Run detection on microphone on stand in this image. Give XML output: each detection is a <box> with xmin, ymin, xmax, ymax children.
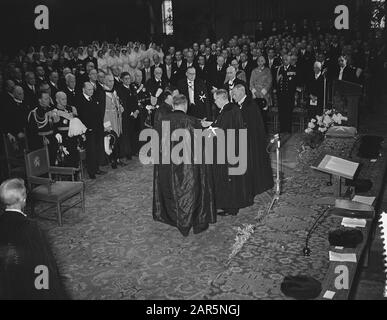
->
<box><xmin>303</xmin><ymin>206</ymin><xmax>331</xmax><ymax>256</ymax></box>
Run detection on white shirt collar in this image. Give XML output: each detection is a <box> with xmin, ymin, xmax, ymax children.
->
<box><xmin>315</xmin><ymin>72</ymin><xmax>322</xmax><ymax>79</ymax></box>
<box><xmin>5</xmin><ymin>209</ymin><xmax>27</xmax><ymax>217</ymax></box>
<box><xmin>83</xmin><ymin>93</ymin><xmax>91</xmax><ymax>101</ymax></box>
<box><xmin>229</xmin><ymin>77</ymin><xmax>236</xmax><ymax>84</ymax></box>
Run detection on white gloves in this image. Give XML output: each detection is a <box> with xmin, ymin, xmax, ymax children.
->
<box><xmin>55</xmin><ymin>133</ymin><xmax>63</xmax><ymax>144</ymax></box>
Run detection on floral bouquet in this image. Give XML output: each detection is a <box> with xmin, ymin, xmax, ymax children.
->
<box><xmin>303</xmin><ymin>109</ymin><xmax>348</xmax><ymax>148</ymax></box>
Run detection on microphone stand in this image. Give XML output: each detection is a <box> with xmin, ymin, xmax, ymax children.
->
<box><xmin>267</xmin><ymin>133</ymin><xmax>281</xmax><ymax>214</ymax></box>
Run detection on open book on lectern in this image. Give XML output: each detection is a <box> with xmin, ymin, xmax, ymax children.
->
<box><xmin>311</xmin><ymin>155</ymin><xmax>359</xmax><ymax>180</ymax></box>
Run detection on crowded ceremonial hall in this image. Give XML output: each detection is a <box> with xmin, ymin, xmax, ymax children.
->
<box><xmin>0</xmin><ymin>0</ymin><xmax>387</xmax><ymax>302</ymax></box>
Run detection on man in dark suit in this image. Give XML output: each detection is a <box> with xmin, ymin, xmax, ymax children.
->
<box><xmin>196</xmin><ymin>55</ymin><xmax>209</xmax><ymax>83</ymax></box>
<box><xmin>177</xmin><ymin>67</ymin><xmax>211</xmax><ymax>120</ymax></box>
<box><xmin>306</xmin><ymin>61</ymin><xmax>325</xmax><ymax>119</ymax></box>
<box><xmin>48</xmin><ymin>71</ymin><xmax>60</xmax><ymax>101</ymax></box>
<box><xmin>150</xmin><ymin>54</ymin><xmax>163</xmax><ymax>77</ymax></box>
<box><xmin>146</xmin><ymin>66</ymin><xmax>168</xmax><ymax>98</ymax></box>
<box><xmin>23</xmin><ymin>72</ymin><xmax>38</xmax><ymax>109</ymax></box>
<box><xmin>76</xmin><ymin>82</ymin><xmax>106</xmax><ymax>179</ymax></box>
<box><xmin>208</xmin><ymin>56</ymin><xmax>227</xmax><ymax>92</ymax></box>
<box><xmin>174</xmin><ymin>51</ymin><xmax>187</xmax><ymax>83</ymax></box>
<box><xmin>239</xmin><ymin>52</ymin><xmax>253</xmax><ymax>83</ymax></box>
<box><xmin>141</xmin><ymin>58</ymin><xmax>153</xmax><ymax>85</ymax></box>
<box><xmin>162</xmin><ymin>54</ymin><xmax>177</xmax><ymax>86</ymax></box>
<box><xmin>35</xmin><ymin>66</ymin><xmax>46</xmax><ymax>87</ymax></box>
<box><xmin>0</xmin><ymin>178</ymin><xmax>68</xmax><ymax>299</ymax></box>
<box><xmin>266</xmin><ymin>48</ymin><xmax>282</xmax><ymax>80</ymax></box>
<box><xmin>332</xmin><ymin>56</ymin><xmax>358</xmax><ymax>83</ymax></box>
<box><xmin>63</xmin><ymin>73</ymin><xmax>77</xmax><ymax>107</ymax></box>
<box><xmin>117</xmin><ymin>72</ymin><xmax>139</xmax><ymax>159</ymax></box>
<box><xmin>224</xmin><ymin>66</ymin><xmax>250</xmax><ymax>100</ymax></box>
<box><xmin>82</xmin><ymin>47</ymin><xmax>98</xmax><ymax>70</ymax></box>
<box><xmin>276</xmin><ymin>54</ymin><xmax>298</xmax><ymax>134</ymax></box>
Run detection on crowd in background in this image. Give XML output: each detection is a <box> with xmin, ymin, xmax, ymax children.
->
<box><xmin>0</xmin><ymin>18</ymin><xmax>386</xmax><ymax>180</ymax></box>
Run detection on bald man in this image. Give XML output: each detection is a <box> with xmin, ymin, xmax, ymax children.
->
<box><xmin>306</xmin><ymin>61</ymin><xmax>325</xmax><ymax>119</ymax></box>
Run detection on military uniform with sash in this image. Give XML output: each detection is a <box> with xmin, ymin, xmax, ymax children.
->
<box><xmin>276</xmin><ymin>64</ymin><xmax>297</xmax><ymax>133</ymax></box>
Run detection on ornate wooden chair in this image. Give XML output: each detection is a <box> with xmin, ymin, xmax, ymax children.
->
<box><xmin>0</xmin><ymin>132</ymin><xmax>29</xmax><ymax>179</ymax></box>
<box><xmin>24</xmin><ymin>147</ymin><xmax>85</xmax><ymax>226</ymax></box>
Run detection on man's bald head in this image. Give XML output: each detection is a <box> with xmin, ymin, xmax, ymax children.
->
<box><xmin>12</xmin><ymin>86</ymin><xmax>24</xmax><ymax>101</ymax></box>
<box><xmin>55</xmin><ymin>91</ymin><xmax>67</xmax><ymax>107</ymax></box>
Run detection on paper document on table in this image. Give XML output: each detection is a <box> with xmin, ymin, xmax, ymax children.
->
<box><xmin>323</xmin><ymin>156</ymin><xmax>359</xmax><ymax>179</ymax></box>
<box><xmin>352</xmin><ymin>195</ymin><xmax>376</xmax><ymax>206</ymax></box>
<box><xmin>341</xmin><ymin>217</ymin><xmax>367</xmax><ymax>228</ymax></box>
<box><xmin>329</xmin><ymin>251</ymin><xmax>357</xmax><ymax>263</ymax></box>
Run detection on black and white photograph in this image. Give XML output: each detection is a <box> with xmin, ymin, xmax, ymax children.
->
<box><xmin>0</xmin><ymin>0</ymin><xmax>387</xmax><ymax>307</ymax></box>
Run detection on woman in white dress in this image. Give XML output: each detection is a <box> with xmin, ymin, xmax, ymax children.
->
<box><xmin>97</xmin><ymin>50</ymin><xmax>108</xmax><ymax>74</ymax></box>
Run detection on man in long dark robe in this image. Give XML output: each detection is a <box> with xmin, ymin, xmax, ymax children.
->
<box><xmin>151</xmin><ymin>94</ymin><xmax>216</xmax><ymax>236</ymax></box>
<box><xmin>210</xmin><ymin>89</ymin><xmax>252</xmax><ymax>216</ymax></box>
<box><xmin>232</xmin><ymin>84</ymin><xmax>274</xmax><ymax>197</ymax></box>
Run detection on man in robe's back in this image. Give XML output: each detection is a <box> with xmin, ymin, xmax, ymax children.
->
<box><xmin>152</xmin><ymin>94</ymin><xmax>216</xmax><ymax>236</ymax></box>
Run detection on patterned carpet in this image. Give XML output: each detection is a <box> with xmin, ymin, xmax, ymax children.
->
<box><xmin>35</xmin><ymin>132</ymin><xmax>386</xmax><ymax>300</ymax></box>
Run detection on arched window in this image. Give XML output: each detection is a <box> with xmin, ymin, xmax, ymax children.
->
<box><xmin>162</xmin><ymin>0</ymin><xmax>174</xmax><ymax>35</ymax></box>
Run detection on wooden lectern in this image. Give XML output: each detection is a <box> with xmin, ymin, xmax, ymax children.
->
<box><xmin>312</xmin><ymin>155</ymin><xmax>360</xmax><ymax>197</ymax></box>
<box><xmin>331</xmin><ymin>80</ymin><xmax>363</xmax><ymax>128</ymax></box>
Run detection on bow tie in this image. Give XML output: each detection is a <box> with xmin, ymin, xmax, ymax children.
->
<box><xmin>188</xmin><ymin>81</ymin><xmax>194</xmax><ymax>87</ymax></box>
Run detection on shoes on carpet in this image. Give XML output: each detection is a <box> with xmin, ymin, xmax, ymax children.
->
<box><xmin>111</xmin><ymin>162</ymin><xmax>118</xmax><ymax>169</ymax></box>
<box><xmin>96</xmin><ymin>170</ymin><xmax>107</xmax><ymax>175</ymax></box>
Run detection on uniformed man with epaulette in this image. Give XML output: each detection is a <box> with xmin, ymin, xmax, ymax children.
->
<box><xmin>53</xmin><ymin>91</ymin><xmax>82</xmax><ymax>168</ymax></box>
<box><xmin>27</xmin><ymin>91</ymin><xmax>60</xmax><ymax>164</ymax></box>
<box><xmin>276</xmin><ymin>54</ymin><xmax>297</xmax><ymax>134</ymax></box>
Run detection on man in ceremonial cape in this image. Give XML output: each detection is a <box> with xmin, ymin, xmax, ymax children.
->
<box><xmin>152</xmin><ymin>94</ymin><xmax>216</xmax><ymax>236</ymax></box>
<box><xmin>210</xmin><ymin>89</ymin><xmax>252</xmax><ymax>216</ymax></box>
<box><xmin>232</xmin><ymin>84</ymin><xmax>274</xmax><ymax>197</ymax></box>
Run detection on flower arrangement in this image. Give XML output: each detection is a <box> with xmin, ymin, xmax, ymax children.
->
<box><xmin>303</xmin><ymin>109</ymin><xmax>348</xmax><ymax>148</ymax></box>
<box><xmin>227</xmin><ymin>224</ymin><xmax>255</xmax><ymax>264</ymax></box>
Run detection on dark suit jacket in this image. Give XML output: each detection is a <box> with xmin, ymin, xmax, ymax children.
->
<box><xmin>23</xmin><ymin>84</ymin><xmax>38</xmax><ymax>109</ymax></box>
<box><xmin>63</xmin><ymin>87</ymin><xmax>77</xmax><ymax>107</ymax></box>
<box><xmin>239</xmin><ymin>61</ymin><xmax>254</xmax><ymax>83</ymax></box>
<box><xmin>174</xmin><ymin>60</ymin><xmax>187</xmax><ymax>83</ymax></box>
<box><xmin>332</xmin><ymin>65</ymin><xmax>358</xmax><ymax>84</ymax></box>
<box><xmin>196</xmin><ymin>65</ymin><xmax>209</xmax><ymax>83</ymax></box>
<box><xmin>306</xmin><ymin>73</ymin><xmax>325</xmax><ymax>106</ymax></box>
<box><xmin>162</xmin><ymin>63</ymin><xmax>178</xmax><ymax>86</ymax></box>
<box><xmin>141</xmin><ymin>68</ymin><xmax>153</xmax><ymax>85</ymax></box>
<box><xmin>177</xmin><ymin>78</ymin><xmax>211</xmax><ymax>120</ymax></box>
<box><xmin>76</xmin><ymin>93</ymin><xmax>103</xmax><ymax>131</ymax></box>
<box><xmin>208</xmin><ymin>64</ymin><xmax>227</xmax><ymax>90</ymax></box>
<box><xmin>0</xmin><ymin>210</ymin><xmax>68</xmax><ymax>299</ymax></box>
